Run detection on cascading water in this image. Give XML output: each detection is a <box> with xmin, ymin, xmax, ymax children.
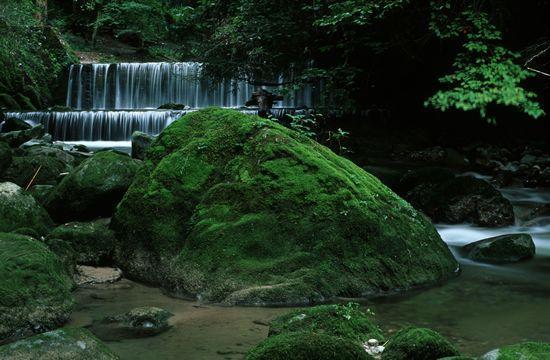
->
<box><xmin>66</xmin><ymin>63</ymin><xmax>315</xmax><ymax>110</ymax></box>
<box><xmin>5</xmin><ymin>62</ymin><xmax>315</xmax><ymax>146</ymax></box>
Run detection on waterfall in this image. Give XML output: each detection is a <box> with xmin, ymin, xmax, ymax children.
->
<box><xmin>66</xmin><ymin>63</ymin><xmax>315</xmax><ymax>110</ymax></box>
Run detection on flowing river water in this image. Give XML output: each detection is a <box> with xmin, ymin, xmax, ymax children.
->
<box><xmin>67</xmin><ymin>184</ymin><xmax>550</xmax><ymax>359</ymax></box>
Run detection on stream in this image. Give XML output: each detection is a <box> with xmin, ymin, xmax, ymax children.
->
<box><xmin>67</xmin><ymin>185</ymin><xmax>550</xmax><ymax>359</ymax></box>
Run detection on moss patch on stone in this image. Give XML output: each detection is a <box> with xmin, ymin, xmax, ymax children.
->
<box><xmin>268</xmin><ymin>303</ymin><xmax>384</xmax><ymax>343</ymax></box>
<box><xmin>0</xmin><ymin>233</ymin><xmax>74</xmax><ymax>341</ymax></box>
<box><xmin>113</xmin><ymin>108</ymin><xmax>458</xmax><ymax>305</ymax></box>
<box><xmin>246</xmin><ymin>332</ymin><xmax>372</xmax><ymax>360</ymax></box>
<box><xmin>383</xmin><ymin>327</ymin><xmax>459</xmax><ymax>360</ymax></box>
<box><xmin>482</xmin><ymin>342</ymin><xmax>550</xmax><ymax>360</ymax></box>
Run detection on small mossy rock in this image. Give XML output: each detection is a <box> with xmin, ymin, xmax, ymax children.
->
<box><xmin>247</xmin><ymin>332</ymin><xmax>372</xmax><ymax>360</ymax></box>
<box><xmin>47</xmin><ymin>219</ymin><xmax>115</xmax><ymax>266</ymax></box>
<box><xmin>382</xmin><ymin>327</ymin><xmax>459</xmax><ymax>360</ymax></box>
<box><xmin>269</xmin><ymin>304</ymin><xmax>384</xmax><ymax>343</ymax></box>
<box><xmin>0</xmin><ymin>141</ymin><xmax>12</xmax><ymax>175</ymax></box>
<box><xmin>28</xmin><ymin>184</ymin><xmax>54</xmax><ymax>205</ymax></box>
<box><xmin>0</xmin><ymin>328</ymin><xmax>118</xmax><ymax>359</ymax></box>
<box><xmin>131</xmin><ymin>131</ymin><xmax>154</xmax><ymax>160</ymax></box>
<box><xmin>45</xmin><ymin>151</ymin><xmax>141</xmax><ymax>222</ymax></box>
<box><xmin>0</xmin><ymin>233</ymin><xmax>74</xmax><ymax>341</ymax></box>
<box><xmin>463</xmin><ymin>234</ymin><xmax>535</xmax><ymax>264</ymax></box>
<box><xmin>405</xmin><ymin>176</ymin><xmax>514</xmax><ymax>227</ymax></box>
<box><xmin>0</xmin><ymin>124</ymin><xmax>45</xmax><ymax>148</ymax></box>
<box><xmin>0</xmin><ymin>117</ymin><xmax>32</xmax><ymax>133</ymax></box>
<box><xmin>3</xmin><ymin>149</ymin><xmax>74</xmax><ymax>187</ymax></box>
<box><xmin>89</xmin><ymin>307</ymin><xmax>173</xmax><ymax>341</ymax></box>
<box><xmin>113</xmin><ymin>108</ymin><xmax>458</xmax><ymax>305</ymax></box>
<box><xmin>0</xmin><ymin>182</ymin><xmax>53</xmax><ymax>235</ymax></box>
<box><xmin>0</xmin><ymin>93</ymin><xmax>20</xmax><ymax>111</ymax></box>
<box><xmin>481</xmin><ymin>342</ymin><xmax>550</xmax><ymax>360</ymax></box>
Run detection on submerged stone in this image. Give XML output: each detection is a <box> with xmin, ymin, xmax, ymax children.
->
<box><xmin>113</xmin><ymin>108</ymin><xmax>458</xmax><ymax>306</ymax></box>
<box><xmin>383</xmin><ymin>327</ymin><xmax>459</xmax><ymax>360</ymax></box>
<box><xmin>0</xmin><ymin>328</ymin><xmax>118</xmax><ymax>359</ymax></box>
<box><xmin>45</xmin><ymin>151</ymin><xmax>141</xmax><ymax>222</ymax></box>
<box><xmin>89</xmin><ymin>307</ymin><xmax>173</xmax><ymax>340</ymax></box>
<box><xmin>47</xmin><ymin>219</ymin><xmax>116</xmax><ymax>266</ymax></box>
<box><xmin>0</xmin><ymin>182</ymin><xmax>53</xmax><ymax>235</ymax></box>
<box><xmin>463</xmin><ymin>234</ymin><xmax>535</xmax><ymax>264</ymax></box>
<box><xmin>0</xmin><ymin>233</ymin><xmax>74</xmax><ymax>341</ymax></box>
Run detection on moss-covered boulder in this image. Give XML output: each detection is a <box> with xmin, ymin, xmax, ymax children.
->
<box><xmin>28</xmin><ymin>184</ymin><xmax>54</xmax><ymax>205</ymax></box>
<box><xmin>0</xmin><ymin>233</ymin><xmax>74</xmax><ymax>341</ymax></box>
<box><xmin>403</xmin><ymin>175</ymin><xmax>514</xmax><ymax>227</ymax></box>
<box><xmin>247</xmin><ymin>332</ymin><xmax>372</xmax><ymax>360</ymax></box>
<box><xmin>382</xmin><ymin>327</ymin><xmax>459</xmax><ymax>360</ymax></box>
<box><xmin>0</xmin><ymin>182</ymin><xmax>52</xmax><ymax>234</ymax></box>
<box><xmin>3</xmin><ymin>147</ymin><xmax>75</xmax><ymax>187</ymax></box>
<box><xmin>47</xmin><ymin>219</ymin><xmax>115</xmax><ymax>266</ymax></box>
<box><xmin>45</xmin><ymin>151</ymin><xmax>141</xmax><ymax>222</ymax></box>
<box><xmin>481</xmin><ymin>342</ymin><xmax>550</xmax><ymax>359</ymax></box>
<box><xmin>463</xmin><ymin>233</ymin><xmax>535</xmax><ymax>264</ymax></box>
<box><xmin>0</xmin><ymin>124</ymin><xmax>45</xmax><ymax>148</ymax></box>
<box><xmin>113</xmin><ymin>108</ymin><xmax>457</xmax><ymax>305</ymax></box>
<box><xmin>0</xmin><ymin>140</ymin><xmax>12</xmax><ymax>175</ymax></box>
<box><xmin>269</xmin><ymin>303</ymin><xmax>383</xmax><ymax>343</ymax></box>
<box><xmin>89</xmin><ymin>306</ymin><xmax>173</xmax><ymax>341</ymax></box>
<box><xmin>0</xmin><ymin>328</ymin><xmax>118</xmax><ymax>359</ymax></box>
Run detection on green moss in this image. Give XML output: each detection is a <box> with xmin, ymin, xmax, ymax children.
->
<box><xmin>0</xmin><ymin>328</ymin><xmax>118</xmax><ymax>359</ymax></box>
<box><xmin>0</xmin><ymin>232</ymin><xmax>74</xmax><ymax>341</ymax></box>
<box><xmin>246</xmin><ymin>332</ymin><xmax>372</xmax><ymax>360</ymax></box>
<box><xmin>489</xmin><ymin>342</ymin><xmax>550</xmax><ymax>359</ymax></box>
<box><xmin>45</xmin><ymin>150</ymin><xmax>141</xmax><ymax>222</ymax></box>
<box><xmin>0</xmin><ymin>182</ymin><xmax>53</xmax><ymax>235</ymax></box>
<box><xmin>47</xmin><ymin>219</ymin><xmax>115</xmax><ymax>266</ymax></box>
<box><xmin>3</xmin><ymin>153</ymin><xmax>72</xmax><ymax>187</ymax></box>
<box><xmin>269</xmin><ymin>303</ymin><xmax>384</xmax><ymax>343</ymax></box>
<box><xmin>113</xmin><ymin>108</ymin><xmax>458</xmax><ymax>305</ymax></box>
<box><xmin>0</xmin><ymin>93</ymin><xmax>20</xmax><ymax>110</ymax></box>
<box><xmin>0</xmin><ymin>141</ymin><xmax>12</xmax><ymax>175</ymax></box>
<box><xmin>383</xmin><ymin>327</ymin><xmax>459</xmax><ymax>360</ymax></box>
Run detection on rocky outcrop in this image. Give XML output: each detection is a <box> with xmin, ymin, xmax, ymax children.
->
<box><xmin>113</xmin><ymin>108</ymin><xmax>458</xmax><ymax>306</ymax></box>
<box><xmin>0</xmin><ymin>233</ymin><xmax>74</xmax><ymax>341</ymax></box>
<box><xmin>45</xmin><ymin>151</ymin><xmax>141</xmax><ymax>222</ymax></box>
<box><xmin>0</xmin><ymin>182</ymin><xmax>53</xmax><ymax>235</ymax></box>
<box><xmin>0</xmin><ymin>328</ymin><xmax>118</xmax><ymax>359</ymax></box>
<box><xmin>463</xmin><ymin>233</ymin><xmax>535</xmax><ymax>264</ymax></box>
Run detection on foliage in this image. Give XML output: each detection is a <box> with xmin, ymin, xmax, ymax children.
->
<box><xmin>426</xmin><ymin>3</ymin><xmax>544</xmax><ymax>122</ymax></box>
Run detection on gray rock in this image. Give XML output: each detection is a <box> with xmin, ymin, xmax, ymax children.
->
<box><xmin>463</xmin><ymin>233</ymin><xmax>535</xmax><ymax>264</ymax></box>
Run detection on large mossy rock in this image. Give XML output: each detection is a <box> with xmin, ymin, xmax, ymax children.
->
<box><xmin>47</xmin><ymin>219</ymin><xmax>116</xmax><ymax>266</ymax></box>
<box><xmin>0</xmin><ymin>182</ymin><xmax>53</xmax><ymax>235</ymax></box>
<box><xmin>402</xmin><ymin>173</ymin><xmax>514</xmax><ymax>227</ymax></box>
<box><xmin>0</xmin><ymin>141</ymin><xmax>12</xmax><ymax>175</ymax></box>
<box><xmin>113</xmin><ymin>108</ymin><xmax>457</xmax><ymax>305</ymax></box>
<box><xmin>0</xmin><ymin>328</ymin><xmax>118</xmax><ymax>359</ymax></box>
<box><xmin>481</xmin><ymin>342</ymin><xmax>550</xmax><ymax>360</ymax></box>
<box><xmin>0</xmin><ymin>124</ymin><xmax>45</xmax><ymax>148</ymax></box>
<box><xmin>246</xmin><ymin>332</ymin><xmax>372</xmax><ymax>360</ymax></box>
<box><xmin>0</xmin><ymin>233</ymin><xmax>74</xmax><ymax>341</ymax></box>
<box><xmin>45</xmin><ymin>151</ymin><xmax>141</xmax><ymax>222</ymax></box>
<box><xmin>382</xmin><ymin>327</ymin><xmax>459</xmax><ymax>360</ymax></box>
<box><xmin>268</xmin><ymin>304</ymin><xmax>383</xmax><ymax>343</ymax></box>
<box><xmin>463</xmin><ymin>233</ymin><xmax>535</xmax><ymax>264</ymax></box>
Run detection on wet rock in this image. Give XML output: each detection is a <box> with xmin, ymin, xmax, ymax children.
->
<box><xmin>0</xmin><ymin>233</ymin><xmax>74</xmax><ymax>341</ymax></box>
<box><xmin>89</xmin><ymin>307</ymin><xmax>173</xmax><ymax>340</ymax></box>
<box><xmin>383</xmin><ymin>327</ymin><xmax>459</xmax><ymax>360</ymax></box>
<box><xmin>0</xmin><ymin>117</ymin><xmax>31</xmax><ymax>133</ymax></box>
<box><xmin>131</xmin><ymin>131</ymin><xmax>154</xmax><ymax>160</ymax></box>
<box><xmin>528</xmin><ymin>204</ymin><xmax>550</xmax><ymax>220</ymax></box>
<box><xmin>463</xmin><ymin>234</ymin><xmax>535</xmax><ymax>264</ymax></box>
<box><xmin>0</xmin><ymin>182</ymin><xmax>53</xmax><ymax>235</ymax></box>
<box><xmin>404</xmin><ymin>175</ymin><xmax>514</xmax><ymax>227</ymax></box>
<box><xmin>480</xmin><ymin>342</ymin><xmax>550</xmax><ymax>360</ymax></box>
<box><xmin>0</xmin><ymin>328</ymin><xmax>119</xmax><ymax>359</ymax></box>
<box><xmin>0</xmin><ymin>124</ymin><xmax>45</xmax><ymax>147</ymax></box>
<box><xmin>47</xmin><ymin>219</ymin><xmax>115</xmax><ymax>266</ymax></box>
<box><xmin>113</xmin><ymin>108</ymin><xmax>458</xmax><ymax>306</ymax></box>
<box><xmin>45</xmin><ymin>150</ymin><xmax>141</xmax><ymax>222</ymax></box>
<box><xmin>75</xmin><ymin>266</ymin><xmax>123</xmax><ymax>286</ymax></box>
